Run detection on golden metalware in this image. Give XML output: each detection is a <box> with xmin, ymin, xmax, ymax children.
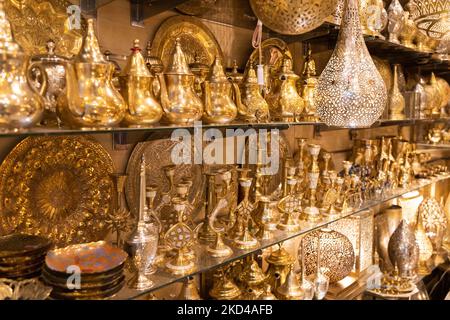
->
<box><xmin>388</xmin><ymin>64</ymin><xmax>406</xmax><ymax>120</ymax></box>
<box><xmin>415</xmin><ymin>30</ymin><xmax>432</xmax><ymax>52</ymax></box>
<box><xmin>418</xmin><ymin>198</ymin><xmax>447</xmax><ymax>254</ymax></box>
<box><xmin>249</xmin><ymin>0</ymin><xmax>337</xmax><ymax>35</ymax></box>
<box><xmin>424</xmin><ymin>73</ymin><xmax>441</xmax><ymax>118</ymax></box>
<box><xmin>415</xmin><ymin>215</ymin><xmax>433</xmax><ymax>275</ymax></box>
<box><xmin>4</xmin><ymin>0</ymin><xmax>85</xmax><ymax>58</ymax></box>
<box><xmin>209</xmin><ymin>268</ymin><xmax>241</xmax><ymax>300</ymax></box>
<box><xmin>277</xmin><ymin>177</ymin><xmax>301</xmax><ymax>232</ymax></box>
<box><xmin>29</xmin><ymin>40</ymin><xmax>68</xmax><ymax>127</ymax></box>
<box><xmin>0</xmin><ymin>1</ymin><xmax>46</xmax><ymax>130</ymax></box>
<box><xmin>436</xmin><ymin>77</ymin><xmax>450</xmax><ymax>116</ymax></box>
<box><xmin>372</xmin><ymin>56</ymin><xmax>392</xmax><ymax>96</ymax></box>
<box><xmin>302</xmin><ymin>228</ymin><xmax>355</xmax><ymax>283</ymax></box>
<box><xmin>387</xmin><ymin>0</ymin><xmax>405</xmax><ymax>44</ymax></box>
<box><xmin>265</xmin><ymin>244</ymin><xmax>295</xmax><ymax>289</ymax></box>
<box><xmin>0</xmin><ymin>136</ymin><xmax>114</xmax><ymax>247</ymax></box>
<box><xmin>57</xmin><ymin>19</ymin><xmax>127</xmax><ymax>129</ymax></box>
<box><xmin>359</xmin><ymin>0</ymin><xmax>387</xmax><ymax>37</ymax></box>
<box><xmin>177</xmin><ymin>276</ymin><xmax>202</xmax><ymax>300</ymax></box>
<box><xmin>300</xmin><ymin>46</ymin><xmax>319</xmax><ymax>122</ymax></box>
<box><xmin>239</xmin><ymin>66</ymin><xmax>270</xmax><ymax>123</ymax></box>
<box><xmin>252</xmin><ymin>196</ymin><xmax>278</xmax><ymax>240</ymax></box>
<box><xmin>399</xmin><ymin>12</ymin><xmax>418</xmax><ymax>49</ymax></box>
<box><xmin>189</xmin><ymin>53</ymin><xmax>210</xmax><ymax>98</ymax></box>
<box><xmin>258</xmin><ymin>284</ymin><xmax>277</xmax><ymax>300</ymax></box>
<box><xmin>387</xmin><ymin>220</ymin><xmax>419</xmax><ymax>279</ymax></box>
<box><xmin>202</xmin><ymin>56</ymin><xmax>239</xmax><ymax>124</ymax></box>
<box><xmin>198</xmin><ymin>173</ymin><xmax>218</xmax><ymax>245</ymax></box>
<box><xmin>406</xmin><ymin>0</ymin><xmax>450</xmax><ymax>40</ymax></box>
<box><xmin>0</xmin><ymin>278</ymin><xmax>52</xmax><ymax>300</ymax></box>
<box><xmin>227</xmin><ymin>178</ymin><xmax>254</xmax><ymax>240</ymax></box>
<box><xmin>0</xmin><ymin>234</ymin><xmax>51</xmax><ymax>258</ymax></box>
<box><xmin>176</xmin><ymin>0</ymin><xmax>217</xmax><ymax>16</ymax></box>
<box><xmin>227</xmin><ymin>60</ymin><xmax>244</xmax><ymax>85</ymax></box>
<box><xmin>119</xmin><ymin>40</ymin><xmax>163</xmax><ymax>127</ymax></box>
<box><xmin>239</xmin><ymin>255</ymin><xmax>267</xmax><ymax>293</ymax></box>
<box><xmin>301</xmin><ymin>144</ymin><xmax>322</xmax><ymax>222</ymax></box>
<box><xmin>157</xmin><ymin>38</ymin><xmax>204</xmax><ymax>124</ymax></box>
<box><xmin>125</xmin><ymin>136</ymin><xmax>203</xmax><ymax>219</ymax></box>
<box><xmin>266</xmin><ymin>58</ymin><xmax>304</xmax><ymax>122</ymax></box>
<box><xmin>144</xmin><ymin>40</ymin><xmax>164</xmax><ymax>98</ymax></box>
<box><xmin>276</xmin><ymin>265</ymin><xmax>304</xmax><ymax>300</ymax></box>
<box><xmin>151</xmin><ymin>15</ymin><xmax>223</xmax><ymax>72</ymax></box>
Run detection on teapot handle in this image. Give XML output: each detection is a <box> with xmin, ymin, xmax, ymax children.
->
<box><xmin>27</xmin><ymin>62</ymin><xmax>48</xmax><ymax>97</ymax></box>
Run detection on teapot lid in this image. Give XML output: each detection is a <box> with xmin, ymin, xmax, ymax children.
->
<box><xmin>207</xmin><ymin>56</ymin><xmax>229</xmax><ymax>83</ymax></box>
<box><xmin>189</xmin><ymin>53</ymin><xmax>209</xmax><ymax>74</ymax></box>
<box><xmin>121</xmin><ymin>39</ymin><xmax>152</xmax><ymax>77</ymax></box>
<box><xmin>165</xmin><ymin>38</ymin><xmax>193</xmax><ymax>76</ymax></box>
<box><xmin>31</xmin><ymin>40</ymin><xmax>69</xmax><ymax>63</ymax></box>
<box><xmin>75</xmin><ymin>19</ymin><xmax>106</xmax><ymax>64</ymax></box>
<box><xmin>278</xmin><ymin>57</ymin><xmax>299</xmax><ymax>80</ymax></box>
<box><xmin>0</xmin><ymin>1</ymin><xmax>22</xmax><ymax>55</ymax></box>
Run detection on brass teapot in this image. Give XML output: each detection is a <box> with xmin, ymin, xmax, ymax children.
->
<box><xmin>158</xmin><ymin>38</ymin><xmax>203</xmax><ymax>125</ymax></box>
<box><xmin>119</xmin><ymin>40</ymin><xmax>163</xmax><ymax>127</ymax></box>
<box><xmin>0</xmin><ymin>2</ymin><xmax>46</xmax><ymax>130</ymax></box>
<box><xmin>30</xmin><ymin>40</ymin><xmax>68</xmax><ymax>127</ymax></box>
<box><xmin>240</xmin><ymin>65</ymin><xmax>270</xmax><ymax>123</ymax></box>
<box><xmin>57</xmin><ymin>19</ymin><xmax>127</xmax><ymax>128</ymax></box>
<box><xmin>266</xmin><ymin>58</ymin><xmax>304</xmax><ymax>122</ymax></box>
<box><xmin>202</xmin><ymin>56</ymin><xmax>239</xmax><ymax>124</ymax></box>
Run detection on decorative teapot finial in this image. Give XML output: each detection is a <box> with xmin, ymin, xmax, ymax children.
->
<box><xmin>166</xmin><ymin>38</ymin><xmax>192</xmax><ymax>75</ymax></box>
<box><xmin>75</xmin><ymin>19</ymin><xmax>105</xmax><ymax>63</ymax></box>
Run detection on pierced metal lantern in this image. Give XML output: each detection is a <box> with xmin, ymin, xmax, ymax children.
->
<box><xmin>315</xmin><ymin>0</ymin><xmax>387</xmax><ymax>128</ymax></box>
<box><xmin>406</xmin><ymin>0</ymin><xmax>450</xmax><ymax>40</ymax></box>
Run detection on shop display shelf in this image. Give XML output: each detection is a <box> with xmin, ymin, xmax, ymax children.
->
<box><xmin>112</xmin><ymin>173</ymin><xmax>450</xmax><ymax>300</ymax></box>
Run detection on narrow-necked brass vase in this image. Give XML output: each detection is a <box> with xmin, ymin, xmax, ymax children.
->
<box><xmin>0</xmin><ymin>1</ymin><xmax>45</xmax><ymax>130</ymax></box>
<box><xmin>57</xmin><ymin>19</ymin><xmax>126</xmax><ymax>128</ymax></box>
<box><xmin>30</xmin><ymin>40</ymin><xmax>68</xmax><ymax>127</ymax></box>
<box><xmin>202</xmin><ymin>56</ymin><xmax>238</xmax><ymax>124</ymax></box>
<box><xmin>158</xmin><ymin>38</ymin><xmax>203</xmax><ymax>125</ymax></box>
<box><xmin>120</xmin><ymin>40</ymin><xmax>163</xmax><ymax>127</ymax></box>
<box><xmin>388</xmin><ymin>64</ymin><xmax>406</xmax><ymax>120</ymax></box>
<box><xmin>266</xmin><ymin>58</ymin><xmax>304</xmax><ymax>122</ymax></box>
<box><xmin>300</xmin><ymin>46</ymin><xmax>319</xmax><ymax>122</ymax></box>
<box><xmin>240</xmin><ymin>66</ymin><xmax>270</xmax><ymax>123</ymax></box>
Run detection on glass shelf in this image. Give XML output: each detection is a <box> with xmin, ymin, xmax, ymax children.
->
<box><xmin>112</xmin><ymin>173</ymin><xmax>450</xmax><ymax>300</ymax></box>
<box><xmin>0</xmin><ymin>118</ymin><xmax>448</xmax><ymax>139</ymax></box>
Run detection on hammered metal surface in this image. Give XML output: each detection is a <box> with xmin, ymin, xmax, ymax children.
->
<box><xmin>176</xmin><ymin>0</ymin><xmax>217</xmax><ymax>16</ymax></box>
<box><xmin>4</xmin><ymin>0</ymin><xmax>85</xmax><ymax>57</ymax></box>
<box><xmin>151</xmin><ymin>15</ymin><xmax>223</xmax><ymax>71</ymax></box>
<box><xmin>0</xmin><ymin>136</ymin><xmax>114</xmax><ymax>247</ymax></box>
<box><xmin>249</xmin><ymin>0</ymin><xmax>337</xmax><ymax>35</ymax></box>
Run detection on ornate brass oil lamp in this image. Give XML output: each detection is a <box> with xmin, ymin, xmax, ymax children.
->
<box><xmin>119</xmin><ymin>40</ymin><xmax>163</xmax><ymax>127</ymax></box>
<box><xmin>238</xmin><ymin>255</ymin><xmax>267</xmax><ymax>295</ymax></box>
<box><xmin>210</xmin><ymin>268</ymin><xmax>242</xmax><ymax>300</ymax></box>
<box><xmin>266</xmin><ymin>58</ymin><xmax>304</xmax><ymax>122</ymax></box>
<box><xmin>158</xmin><ymin>38</ymin><xmax>203</xmax><ymax>125</ymax></box>
<box><xmin>57</xmin><ymin>19</ymin><xmax>126</xmax><ymax>128</ymax></box>
<box><xmin>202</xmin><ymin>56</ymin><xmax>239</xmax><ymax>124</ymax></box>
<box><xmin>0</xmin><ymin>1</ymin><xmax>46</xmax><ymax>130</ymax></box>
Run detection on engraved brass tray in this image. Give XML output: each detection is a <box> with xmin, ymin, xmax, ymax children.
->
<box><xmin>4</xmin><ymin>0</ymin><xmax>86</xmax><ymax>57</ymax></box>
<box><xmin>45</xmin><ymin>241</ymin><xmax>127</xmax><ymax>274</ymax></box>
<box><xmin>151</xmin><ymin>15</ymin><xmax>223</xmax><ymax>70</ymax></box>
<box><xmin>125</xmin><ymin>134</ymin><xmax>204</xmax><ymax>219</ymax></box>
<box><xmin>0</xmin><ymin>136</ymin><xmax>114</xmax><ymax>247</ymax></box>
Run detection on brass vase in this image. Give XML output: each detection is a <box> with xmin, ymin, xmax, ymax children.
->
<box><xmin>158</xmin><ymin>38</ymin><xmax>203</xmax><ymax>125</ymax></box>
<box><xmin>202</xmin><ymin>56</ymin><xmax>238</xmax><ymax>124</ymax></box>
<box><xmin>0</xmin><ymin>1</ymin><xmax>45</xmax><ymax>130</ymax></box>
<box><xmin>57</xmin><ymin>19</ymin><xmax>127</xmax><ymax>128</ymax></box>
<box><xmin>388</xmin><ymin>64</ymin><xmax>406</xmax><ymax>120</ymax></box>
<box><xmin>119</xmin><ymin>40</ymin><xmax>163</xmax><ymax>127</ymax></box>
<box><xmin>300</xmin><ymin>46</ymin><xmax>319</xmax><ymax>122</ymax></box>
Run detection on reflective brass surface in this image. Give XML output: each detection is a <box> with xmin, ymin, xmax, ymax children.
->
<box><xmin>300</xmin><ymin>45</ymin><xmax>319</xmax><ymax>122</ymax></box>
<box><xmin>387</xmin><ymin>220</ymin><xmax>419</xmax><ymax>278</ymax></box>
<box><xmin>387</xmin><ymin>0</ymin><xmax>405</xmax><ymax>44</ymax></box>
<box><xmin>120</xmin><ymin>40</ymin><xmax>163</xmax><ymax>127</ymax></box>
<box><xmin>57</xmin><ymin>19</ymin><xmax>126</xmax><ymax>128</ymax></box>
<box><xmin>176</xmin><ymin>0</ymin><xmax>216</xmax><ymax>16</ymax></box>
<box><xmin>399</xmin><ymin>12</ymin><xmax>417</xmax><ymax>49</ymax></box>
<box><xmin>240</xmin><ymin>66</ymin><xmax>270</xmax><ymax>123</ymax></box>
<box><xmin>388</xmin><ymin>64</ymin><xmax>406</xmax><ymax>120</ymax></box>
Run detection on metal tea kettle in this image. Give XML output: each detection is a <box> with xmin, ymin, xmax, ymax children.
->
<box><xmin>57</xmin><ymin>19</ymin><xmax>127</xmax><ymax>129</ymax></box>
<box><xmin>157</xmin><ymin>38</ymin><xmax>203</xmax><ymax>125</ymax></box>
<box><xmin>0</xmin><ymin>1</ymin><xmax>46</xmax><ymax>130</ymax></box>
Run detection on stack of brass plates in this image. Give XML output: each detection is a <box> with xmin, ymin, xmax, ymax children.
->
<box><xmin>42</xmin><ymin>241</ymin><xmax>127</xmax><ymax>300</ymax></box>
<box><xmin>0</xmin><ymin>234</ymin><xmax>52</xmax><ymax>280</ymax></box>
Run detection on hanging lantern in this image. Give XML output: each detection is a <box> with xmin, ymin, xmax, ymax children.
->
<box><xmin>315</xmin><ymin>0</ymin><xmax>387</xmax><ymax>128</ymax></box>
<box><xmin>406</xmin><ymin>0</ymin><xmax>450</xmax><ymax>40</ymax></box>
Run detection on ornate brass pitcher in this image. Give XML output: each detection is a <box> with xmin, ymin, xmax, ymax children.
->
<box><xmin>266</xmin><ymin>58</ymin><xmax>304</xmax><ymax>122</ymax></box>
<box><xmin>239</xmin><ymin>66</ymin><xmax>270</xmax><ymax>123</ymax></box>
<box><xmin>202</xmin><ymin>56</ymin><xmax>238</xmax><ymax>124</ymax></box>
<box><xmin>158</xmin><ymin>39</ymin><xmax>203</xmax><ymax>125</ymax></box>
<box><xmin>57</xmin><ymin>19</ymin><xmax>126</xmax><ymax>128</ymax></box>
<box><xmin>0</xmin><ymin>2</ymin><xmax>45</xmax><ymax>130</ymax></box>
<box><xmin>119</xmin><ymin>40</ymin><xmax>163</xmax><ymax>127</ymax></box>
<box><xmin>300</xmin><ymin>46</ymin><xmax>319</xmax><ymax>122</ymax></box>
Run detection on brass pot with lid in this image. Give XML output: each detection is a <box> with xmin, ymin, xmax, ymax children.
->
<box><xmin>0</xmin><ymin>1</ymin><xmax>46</xmax><ymax>130</ymax></box>
<box><xmin>157</xmin><ymin>38</ymin><xmax>203</xmax><ymax>125</ymax></box>
<box><xmin>202</xmin><ymin>56</ymin><xmax>239</xmax><ymax>124</ymax></box>
<box><xmin>266</xmin><ymin>57</ymin><xmax>304</xmax><ymax>122</ymax></box>
<box><xmin>119</xmin><ymin>39</ymin><xmax>163</xmax><ymax>127</ymax></box>
<box><xmin>29</xmin><ymin>39</ymin><xmax>68</xmax><ymax>126</ymax></box>
<box><xmin>189</xmin><ymin>53</ymin><xmax>210</xmax><ymax>98</ymax></box>
<box><xmin>57</xmin><ymin>19</ymin><xmax>126</xmax><ymax>128</ymax></box>
<box><xmin>239</xmin><ymin>65</ymin><xmax>270</xmax><ymax>123</ymax></box>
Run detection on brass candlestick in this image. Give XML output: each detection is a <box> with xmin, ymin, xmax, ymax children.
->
<box><xmin>198</xmin><ymin>173</ymin><xmax>218</xmax><ymax>245</ymax></box>
<box><xmin>277</xmin><ymin>177</ymin><xmax>302</xmax><ymax>232</ymax></box>
<box><xmin>301</xmin><ymin>144</ymin><xmax>322</xmax><ymax>222</ymax></box>
<box><xmin>227</xmin><ymin>178</ymin><xmax>255</xmax><ymax>241</ymax></box>
<box><xmin>207</xmin><ymin>198</ymin><xmax>233</xmax><ymax>258</ymax></box>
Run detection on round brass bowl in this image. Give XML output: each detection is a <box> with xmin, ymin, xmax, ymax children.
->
<box><xmin>0</xmin><ymin>234</ymin><xmax>51</xmax><ymax>259</ymax></box>
<box><xmin>49</xmin><ymin>279</ymin><xmax>124</xmax><ymax>300</ymax></box>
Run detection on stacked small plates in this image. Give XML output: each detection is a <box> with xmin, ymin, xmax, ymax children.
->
<box><xmin>42</xmin><ymin>241</ymin><xmax>128</xmax><ymax>300</ymax></box>
<box><xmin>0</xmin><ymin>234</ymin><xmax>51</xmax><ymax>280</ymax></box>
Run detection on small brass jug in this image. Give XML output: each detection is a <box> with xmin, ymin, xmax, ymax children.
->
<box><xmin>0</xmin><ymin>2</ymin><xmax>46</xmax><ymax>130</ymax></box>
<box><xmin>266</xmin><ymin>58</ymin><xmax>304</xmax><ymax>122</ymax></box>
<box><xmin>202</xmin><ymin>56</ymin><xmax>239</xmax><ymax>124</ymax></box>
<box><xmin>29</xmin><ymin>40</ymin><xmax>68</xmax><ymax>127</ymax></box>
<box><xmin>240</xmin><ymin>66</ymin><xmax>270</xmax><ymax>123</ymax></box>
<box><xmin>158</xmin><ymin>38</ymin><xmax>203</xmax><ymax>125</ymax></box>
<box><xmin>119</xmin><ymin>40</ymin><xmax>163</xmax><ymax>127</ymax></box>
<box><xmin>57</xmin><ymin>19</ymin><xmax>126</xmax><ymax>128</ymax></box>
